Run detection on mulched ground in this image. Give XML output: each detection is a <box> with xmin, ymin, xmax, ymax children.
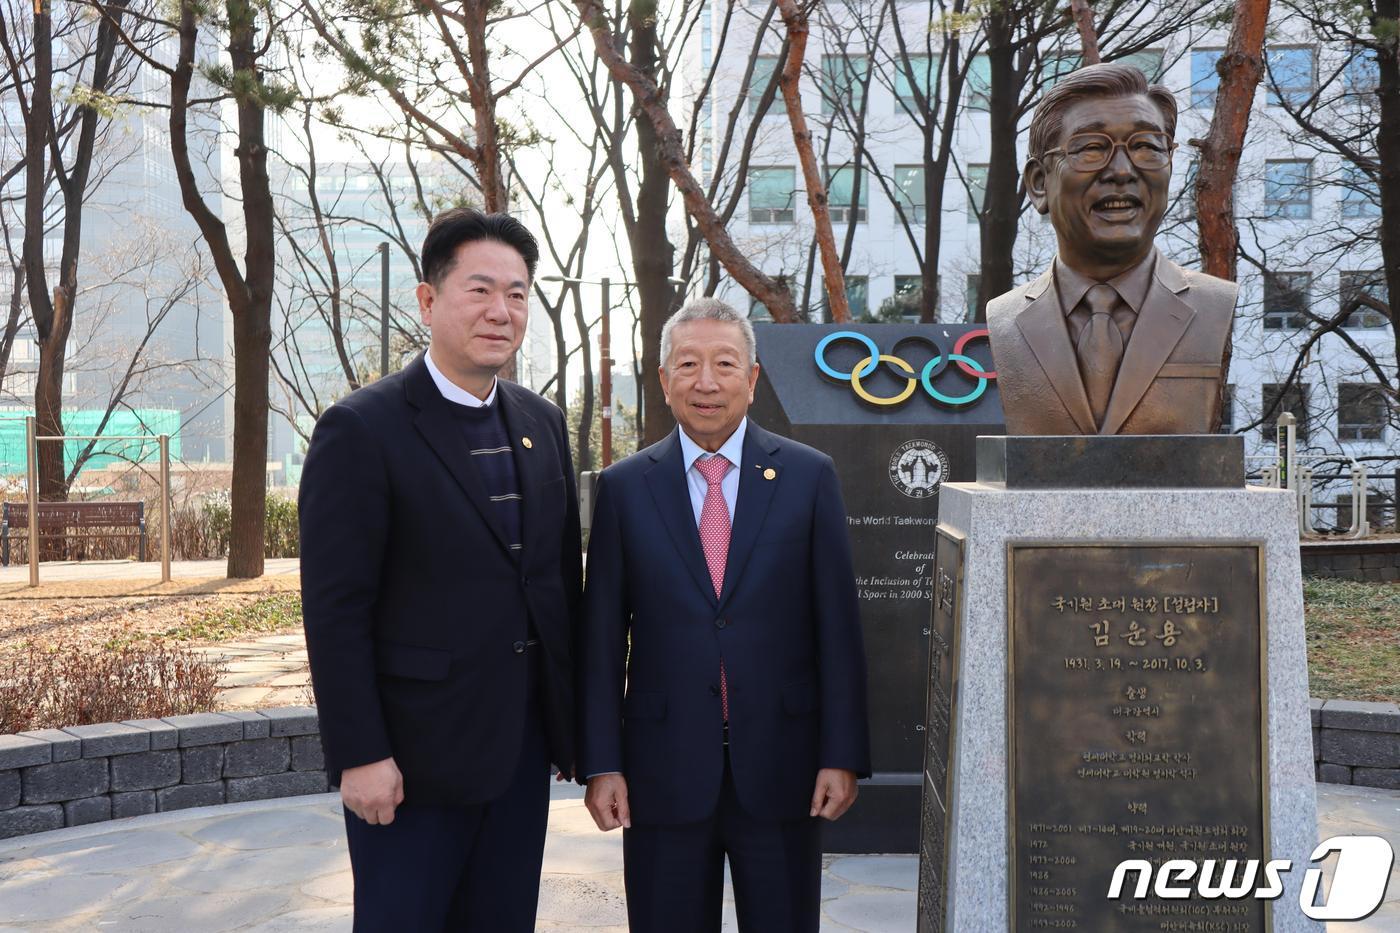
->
<box><xmin>0</xmin><ymin>593</ymin><xmax>295</xmax><ymax>656</ymax></box>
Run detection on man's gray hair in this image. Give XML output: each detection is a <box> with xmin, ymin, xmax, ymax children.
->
<box><xmin>659</xmin><ymin>298</ymin><xmax>757</xmax><ymax>370</ymax></box>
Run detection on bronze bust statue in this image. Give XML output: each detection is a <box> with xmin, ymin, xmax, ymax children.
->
<box><xmin>986</xmin><ymin>63</ymin><xmax>1236</xmax><ymax>435</ymax></box>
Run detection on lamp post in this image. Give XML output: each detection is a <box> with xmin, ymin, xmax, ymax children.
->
<box><xmin>543</xmin><ymin>274</ymin><xmax>685</xmax><ymax>467</ymax></box>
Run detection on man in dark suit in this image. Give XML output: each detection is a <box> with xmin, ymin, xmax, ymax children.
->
<box><xmin>987</xmin><ymin>62</ymin><xmax>1237</xmax><ymax>435</ymax></box>
<box><xmin>578</xmin><ymin>298</ymin><xmax>871</xmax><ymax>932</ymax></box>
<box><xmin>299</xmin><ymin>209</ymin><xmax>581</xmax><ymax>931</ymax></box>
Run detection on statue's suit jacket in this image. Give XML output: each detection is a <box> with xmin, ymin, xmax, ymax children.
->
<box><xmin>986</xmin><ymin>254</ymin><xmax>1237</xmax><ymax>435</ymax></box>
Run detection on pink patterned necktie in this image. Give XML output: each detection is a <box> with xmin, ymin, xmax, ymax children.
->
<box><xmin>695</xmin><ymin>454</ymin><xmax>732</xmax><ymax>721</ymax></box>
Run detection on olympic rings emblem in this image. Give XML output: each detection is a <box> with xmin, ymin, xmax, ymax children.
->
<box><xmin>813</xmin><ymin>329</ymin><xmax>998</xmax><ymax>408</ymax></box>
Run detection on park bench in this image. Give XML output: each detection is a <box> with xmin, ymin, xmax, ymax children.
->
<box><xmin>0</xmin><ymin>501</ymin><xmax>147</xmax><ymax>566</ymax></box>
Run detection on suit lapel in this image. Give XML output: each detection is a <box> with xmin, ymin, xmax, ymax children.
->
<box><xmin>716</xmin><ymin>423</ymin><xmax>781</xmax><ymax>613</ymax></box>
<box><xmin>497</xmin><ymin>383</ymin><xmax>546</xmax><ymax>562</ymax></box>
<box><xmin>405</xmin><ymin>356</ymin><xmax>514</xmax><ymax>558</ymax></box>
<box><xmin>644</xmin><ymin>430</ymin><xmax>718</xmax><ymax>606</ymax></box>
<box><xmin>1099</xmin><ymin>263</ymin><xmax>1196</xmax><ymax>436</ymax></box>
<box><xmin>1013</xmin><ymin>271</ymin><xmax>1098</xmax><ymax>434</ymax></box>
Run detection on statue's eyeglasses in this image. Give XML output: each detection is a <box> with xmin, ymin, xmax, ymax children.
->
<box><xmin>1043</xmin><ymin>131</ymin><xmax>1176</xmax><ymax>172</ymax></box>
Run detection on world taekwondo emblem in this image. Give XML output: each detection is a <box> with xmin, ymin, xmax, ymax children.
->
<box><xmin>888</xmin><ymin>439</ymin><xmax>949</xmax><ymax>499</ymax></box>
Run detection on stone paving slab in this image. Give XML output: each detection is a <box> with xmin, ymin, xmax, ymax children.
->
<box><xmin>0</xmin><ymin>783</ymin><xmax>1393</xmax><ymax>931</ymax></box>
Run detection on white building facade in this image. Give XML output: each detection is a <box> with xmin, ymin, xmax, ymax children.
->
<box><xmin>688</xmin><ymin>2</ymin><xmax>1393</xmax><ymax>527</ymax></box>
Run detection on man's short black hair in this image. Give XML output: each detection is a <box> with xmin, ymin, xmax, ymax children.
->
<box><xmin>420</xmin><ymin>208</ymin><xmax>540</xmax><ymax>287</ymax></box>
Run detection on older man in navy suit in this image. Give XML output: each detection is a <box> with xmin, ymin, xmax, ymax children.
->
<box><xmin>579</xmin><ymin>298</ymin><xmax>871</xmax><ymax>932</ymax></box>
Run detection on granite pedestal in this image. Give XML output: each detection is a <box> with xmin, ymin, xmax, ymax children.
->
<box><xmin>919</xmin><ymin>437</ymin><xmax>1318</xmax><ymax>932</ymax></box>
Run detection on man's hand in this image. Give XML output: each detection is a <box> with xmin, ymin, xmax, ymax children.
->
<box><xmin>340</xmin><ymin>757</ymin><xmax>404</xmax><ymax>826</ymax></box>
<box><xmin>584</xmin><ymin>773</ymin><xmax>631</xmax><ymax>831</ymax></box>
<box><xmin>810</xmin><ymin>768</ymin><xmax>859</xmax><ymax>821</ymax></box>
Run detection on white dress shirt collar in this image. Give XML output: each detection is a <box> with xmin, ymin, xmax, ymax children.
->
<box><xmin>678</xmin><ymin>417</ymin><xmax>748</xmax><ymax>473</ymax></box>
<box><xmin>424</xmin><ymin>349</ymin><xmax>497</xmax><ymax>408</ymax></box>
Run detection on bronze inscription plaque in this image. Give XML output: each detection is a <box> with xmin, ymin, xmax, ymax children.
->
<box><xmin>1009</xmin><ymin>544</ymin><xmax>1266</xmax><ymax>932</ymax></box>
<box><xmin>917</xmin><ymin>525</ymin><xmax>964</xmax><ymax>933</ymax></box>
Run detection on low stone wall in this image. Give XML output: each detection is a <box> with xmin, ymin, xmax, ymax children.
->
<box><xmin>1301</xmin><ymin>537</ymin><xmax>1400</xmax><ymax>582</ymax></box>
<box><xmin>1312</xmin><ymin>698</ymin><xmax>1400</xmax><ymax>789</ymax></box>
<box><xmin>0</xmin><ymin>707</ymin><xmax>326</xmax><ymax>840</ymax></box>
<box><xmin>0</xmin><ymin>699</ymin><xmax>1394</xmax><ymax>841</ymax></box>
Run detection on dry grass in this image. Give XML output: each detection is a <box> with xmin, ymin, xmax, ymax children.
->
<box><xmin>0</xmin><ymin>593</ymin><xmax>299</xmax><ymax>657</ymax></box>
<box><xmin>1304</xmin><ymin>578</ymin><xmax>1400</xmax><ymax>702</ymax></box>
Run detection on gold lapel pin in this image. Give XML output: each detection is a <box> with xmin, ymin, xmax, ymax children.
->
<box><xmin>522</xmin><ymin>436</ymin><xmax>533</xmax><ymax>449</ymax></box>
<box><xmin>763</xmin><ymin>467</ymin><xmax>776</xmax><ymax>480</ymax></box>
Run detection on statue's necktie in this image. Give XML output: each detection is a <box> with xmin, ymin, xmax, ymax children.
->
<box><xmin>1077</xmin><ymin>283</ymin><xmax>1125</xmax><ymax>428</ymax></box>
<box><xmin>695</xmin><ymin>455</ymin><xmax>732</xmax><ymax>722</ymax></box>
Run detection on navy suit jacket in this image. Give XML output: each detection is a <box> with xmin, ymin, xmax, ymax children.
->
<box><xmin>579</xmin><ymin>421</ymin><xmax>870</xmax><ymax>824</ymax></box>
<box><xmin>299</xmin><ymin>354</ymin><xmax>581</xmax><ymax>807</ymax></box>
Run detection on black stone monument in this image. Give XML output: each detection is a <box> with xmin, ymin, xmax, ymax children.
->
<box><xmin>750</xmin><ymin>322</ymin><xmax>1004</xmax><ymax>853</ymax></box>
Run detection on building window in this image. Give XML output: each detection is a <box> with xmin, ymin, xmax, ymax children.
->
<box><xmin>967</xmin><ymin>164</ymin><xmax>989</xmax><ymax>223</ymax></box>
<box><xmin>1040</xmin><ymin>52</ymin><xmax>1081</xmax><ymax>89</ymax></box>
<box><xmin>826</xmin><ymin>165</ymin><xmax>866</xmax><ymax>223</ymax></box>
<box><xmin>1344</xmin><ymin>47</ymin><xmax>1379</xmax><ymax>94</ymax></box>
<box><xmin>1263</xmin><ymin>272</ymin><xmax>1311</xmax><ymax>330</ymax></box>
<box><xmin>893</xmin><ymin>165</ymin><xmax>926</xmax><ymax>223</ymax></box>
<box><xmin>889</xmin><ymin>276</ymin><xmax>924</xmax><ymax>321</ymax></box>
<box><xmin>1338</xmin><ymin>383</ymin><xmax>1387</xmax><ymax>441</ymax></box>
<box><xmin>749</xmin><ymin>167</ymin><xmax>796</xmax><ymax>223</ymax></box>
<box><xmin>1340</xmin><ymin>271</ymin><xmax>1388</xmax><ymax>329</ymax></box>
<box><xmin>1191</xmin><ymin>49</ymin><xmax>1225</xmax><ymax>109</ymax></box>
<box><xmin>821</xmin><ymin>54</ymin><xmax>868</xmax><ymax>116</ymax></box>
<box><xmin>1262</xmin><ymin>383</ymin><xmax>1310</xmax><ymax>441</ymax></box>
<box><xmin>824</xmin><ymin>276</ymin><xmax>869</xmax><ymax>321</ymax></box>
<box><xmin>895</xmin><ymin>54</ymin><xmax>938</xmax><ymax>113</ymax></box>
<box><xmin>1264</xmin><ymin>160</ymin><xmax>1312</xmax><ymax>219</ymax></box>
<box><xmin>747</xmin><ymin>55</ymin><xmax>782</xmax><ymax>116</ymax></box>
<box><xmin>967</xmin><ymin>54</ymin><xmax>992</xmax><ymax>111</ymax></box>
<box><xmin>965</xmin><ymin>274</ymin><xmax>982</xmax><ymax>323</ymax></box>
<box><xmin>1219</xmin><ymin>384</ymin><xmax>1235</xmax><ymax>434</ymax></box>
<box><xmin>1266</xmin><ymin>46</ymin><xmax>1316</xmax><ymax>107</ymax></box>
<box><xmin>1339</xmin><ymin>164</ymin><xmax>1380</xmax><ymax>218</ymax></box>
<box><xmin>1118</xmin><ymin>49</ymin><xmax>1165</xmax><ymax>82</ymax></box>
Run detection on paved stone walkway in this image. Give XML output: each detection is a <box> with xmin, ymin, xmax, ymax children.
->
<box><xmin>190</xmin><ymin>634</ymin><xmax>314</xmax><ymax>712</ymax></box>
<box><xmin>0</xmin><ymin>558</ymin><xmax>301</xmax><ymax>585</ymax></box>
<box><xmin>0</xmin><ymin>783</ymin><xmax>1395</xmax><ymax>931</ymax></box>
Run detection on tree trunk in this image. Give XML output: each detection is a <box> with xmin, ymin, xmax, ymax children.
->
<box><xmin>571</xmin><ymin>287</ymin><xmax>594</xmax><ymax>474</ymax></box>
<box><xmin>573</xmin><ymin>0</ymin><xmax>798</xmax><ymax>322</ymax></box>
<box><xmin>1070</xmin><ymin>0</ymin><xmax>1101</xmax><ymax>64</ymax></box>
<box><xmin>976</xmin><ymin>9</ymin><xmax>1019</xmax><ymax>322</ymax></box>
<box><xmin>228</xmin><ymin>301</ymin><xmax>271</xmax><ymax>577</ymax></box>
<box><xmin>22</xmin><ymin>0</ymin><xmax>127</xmax><ymax>502</ymax></box>
<box><xmin>776</xmin><ymin>0</ymin><xmax>848</xmax><ymax>322</ymax></box>
<box><xmin>1374</xmin><ymin>0</ymin><xmax>1400</xmax><ymax>384</ymax></box>
<box><xmin>463</xmin><ymin>0</ymin><xmax>507</xmax><ymax>212</ymax></box>
<box><xmin>627</xmin><ymin>2</ymin><xmax>678</xmax><ymax>446</ymax></box>
<box><xmin>1194</xmin><ymin>0</ymin><xmax>1268</xmax><ymax>429</ymax></box>
<box><xmin>923</xmin><ymin>37</ymin><xmax>966</xmax><ymax>323</ymax></box>
<box><xmin>1194</xmin><ymin>0</ymin><xmax>1269</xmax><ymax>282</ymax></box>
<box><xmin>23</xmin><ymin>0</ymin><xmax>61</xmax><ymax>503</ymax></box>
<box><xmin>226</xmin><ymin>0</ymin><xmax>275</xmax><ymax>578</ymax></box>
<box><xmin>169</xmin><ymin>0</ymin><xmax>273</xmax><ymax>577</ymax></box>
<box><xmin>33</xmin><ymin>289</ymin><xmax>69</xmax><ymax>503</ymax></box>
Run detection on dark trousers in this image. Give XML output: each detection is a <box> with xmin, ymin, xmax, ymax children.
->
<box><xmin>622</xmin><ymin>752</ymin><xmax>822</xmax><ymax>933</ymax></box>
<box><xmin>343</xmin><ymin>669</ymin><xmax>551</xmax><ymax>932</ymax></box>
